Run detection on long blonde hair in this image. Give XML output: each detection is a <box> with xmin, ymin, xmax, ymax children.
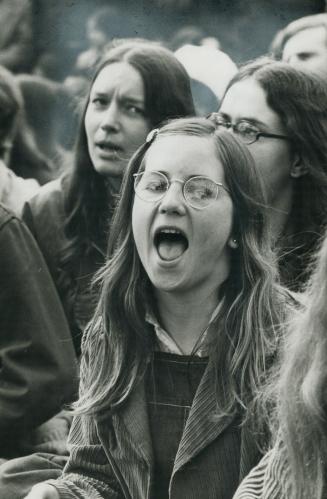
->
<box><xmin>275</xmin><ymin>232</ymin><xmax>327</xmax><ymax>498</ymax></box>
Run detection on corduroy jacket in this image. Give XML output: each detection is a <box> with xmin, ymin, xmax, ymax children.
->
<box><xmin>48</xmin><ymin>362</ymin><xmax>263</xmax><ymax>499</ymax></box>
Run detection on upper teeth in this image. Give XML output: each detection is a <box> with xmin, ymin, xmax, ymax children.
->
<box><xmin>160</xmin><ymin>229</ymin><xmax>181</xmax><ymax>234</ymax></box>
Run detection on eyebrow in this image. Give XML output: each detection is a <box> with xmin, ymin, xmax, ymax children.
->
<box><xmin>219</xmin><ymin>111</ymin><xmax>267</xmax><ymax>129</ymax></box>
<box><xmin>118</xmin><ymin>95</ymin><xmax>145</xmax><ymax>106</ymax></box>
<box><xmin>89</xmin><ymin>90</ymin><xmax>145</xmax><ymax>105</ymax></box>
<box><xmin>90</xmin><ymin>90</ymin><xmax>106</xmax><ymax>97</ymax></box>
<box><xmin>155</xmin><ymin>170</ymin><xmax>210</xmax><ymax>180</ymax></box>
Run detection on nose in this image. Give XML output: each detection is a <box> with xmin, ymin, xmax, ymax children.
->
<box><xmin>224</xmin><ymin>123</ymin><xmax>236</xmax><ymax>136</ymax></box>
<box><xmin>158</xmin><ymin>181</ymin><xmax>186</xmax><ymax>215</ymax></box>
<box><xmin>100</xmin><ymin>100</ymin><xmax>120</xmax><ymax>131</ymax></box>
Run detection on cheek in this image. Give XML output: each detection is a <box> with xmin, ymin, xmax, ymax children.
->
<box><xmin>127</xmin><ymin>121</ymin><xmax>150</xmax><ymax>150</ymax></box>
<box><xmin>84</xmin><ymin>110</ymin><xmax>96</xmax><ymax>144</ymax></box>
<box><xmin>250</xmin><ymin>145</ymin><xmax>292</xmax><ymax>186</ymax></box>
<box><xmin>132</xmin><ymin>200</ymin><xmax>148</xmax><ymax>258</ymax></box>
<box><xmin>196</xmin><ymin>206</ymin><xmax>233</xmax><ymax>255</ymax></box>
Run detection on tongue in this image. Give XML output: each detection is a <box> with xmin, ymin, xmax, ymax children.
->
<box><xmin>157</xmin><ymin>240</ymin><xmax>186</xmax><ymax>261</ymax></box>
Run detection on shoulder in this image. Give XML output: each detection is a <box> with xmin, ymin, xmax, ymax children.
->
<box><xmin>24</xmin><ymin>177</ymin><xmax>67</xmax><ymax>234</ymax></box>
<box><xmin>22</xmin><ymin>177</ymin><xmax>68</xmax><ymax>261</ymax></box>
<box><xmin>27</xmin><ymin>177</ymin><xmax>65</xmax><ymax>211</ymax></box>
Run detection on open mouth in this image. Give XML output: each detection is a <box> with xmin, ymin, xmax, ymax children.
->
<box><xmin>154</xmin><ymin>228</ymin><xmax>189</xmax><ymax>261</ymax></box>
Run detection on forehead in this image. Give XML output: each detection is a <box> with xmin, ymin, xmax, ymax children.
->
<box><xmin>144</xmin><ymin>134</ymin><xmax>225</xmax><ymax>180</ymax></box>
<box><xmin>283</xmin><ymin>26</ymin><xmax>327</xmax><ymax>58</ymax></box>
<box><xmin>90</xmin><ymin>62</ymin><xmax>145</xmax><ymax>98</ymax></box>
<box><xmin>220</xmin><ymin>78</ymin><xmax>283</xmax><ymax>129</ymax></box>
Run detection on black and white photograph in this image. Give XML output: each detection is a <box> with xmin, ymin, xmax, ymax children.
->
<box><xmin>1</xmin><ymin>1</ymin><xmax>327</xmax><ymax>497</ymax></box>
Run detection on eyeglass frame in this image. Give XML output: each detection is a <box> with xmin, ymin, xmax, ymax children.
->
<box><xmin>133</xmin><ymin>170</ymin><xmax>230</xmax><ymax>210</ymax></box>
<box><xmin>207</xmin><ymin>112</ymin><xmax>290</xmax><ymax>145</ymax></box>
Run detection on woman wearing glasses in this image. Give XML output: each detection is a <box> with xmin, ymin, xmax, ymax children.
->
<box><xmin>211</xmin><ymin>57</ymin><xmax>327</xmax><ymax>291</ymax></box>
<box><xmin>24</xmin><ymin>117</ymin><xmax>291</xmax><ymax>499</ymax></box>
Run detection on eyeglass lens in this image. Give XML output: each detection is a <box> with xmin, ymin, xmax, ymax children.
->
<box><xmin>134</xmin><ymin>171</ymin><xmax>219</xmax><ymax>208</ymax></box>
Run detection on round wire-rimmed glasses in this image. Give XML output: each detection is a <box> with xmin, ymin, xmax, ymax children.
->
<box><xmin>207</xmin><ymin>112</ymin><xmax>290</xmax><ymax>145</ymax></box>
<box><xmin>133</xmin><ymin>170</ymin><xmax>230</xmax><ymax>210</ymax></box>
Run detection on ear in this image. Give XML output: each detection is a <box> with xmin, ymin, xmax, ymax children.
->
<box><xmin>228</xmin><ymin>237</ymin><xmax>239</xmax><ymax>249</ymax></box>
<box><xmin>290</xmin><ymin>154</ymin><xmax>308</xmax><ymax>178</ymax></box>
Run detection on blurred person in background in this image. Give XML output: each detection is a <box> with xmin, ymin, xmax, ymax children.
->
<box><xmin>214</xmin><ymin>58</ymin><xmax>327</xmax><ymax>291</ymax></box>
<box><xmin>17</xmin><ymin>73</ymin><xmax>78</xmax><ymax>171</ymax></box>
<box><xmin>0</xmin><ymin>65</ymin><xmax>55</xmax><ymax>214</ymax></box>
<box><xmin>0</xmin><ymin>0</ymin><xmax>35</xmax><ymax>73</ymax></box>
<box><xmin>0</xmin><ymin>202</ymin><xmax>77</xmax><ymax>462</ymax></box>
<box><xmin>270</xmin><ymin>13</ymin><xmax>327</xmax><ymax>81</ymax></box>
<box><xmin>174</xmin><ymin>42</ymin><xmax>237</xmax><ymax>115</ymax></box>
<box><xmin>74</xmin><ymin>5</ymin><xmax>132</xmax><ymax>79</ymax></box>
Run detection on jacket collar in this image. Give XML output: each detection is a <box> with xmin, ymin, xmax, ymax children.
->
<box><xmin>173</xmin><ymin>361</ymin><xmax>235</xmax><ymax>473</ymax></box>
<box><xmin>118</xmin><ymin>360</ymin><xmax>234</xmax><ymax>471</ymax></box>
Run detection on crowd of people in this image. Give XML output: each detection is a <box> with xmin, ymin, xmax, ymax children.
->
<box><xmin>1</xmin><ymin>6</ymin><xmax>327</xmax><ymax>499</ymax></box>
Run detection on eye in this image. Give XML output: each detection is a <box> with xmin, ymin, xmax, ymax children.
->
<box><xmin>214</xmin><ymin>113</ymin><xmax>230</xmax><ymax>128</ymax></box>
<box><xmin>140</xmin><ymin>173</ymin><xmax>167</xmax><ymax>192</ymax></box>
<box><xmin>128</xmin><ymin>105</ymin><xmax>144</xmax><ymax>114</ymax></box>
<box><xmin>186</xmin><ymin>178</ymin><xmax>216</xmax><ymax>200</ymax></box>
<box><xmin>235</xmin><ymin>121</ymin><xmax>259</xmax><ymax>138</ymax></box>
<box><xmin>122</xmin><ymin>101</ymin><xmax>145</xmax><ymax>117</ymax></box>
<box><xmin>90</xmin><ymin>96</ymin><xmax>107</xmax><ymax>108</ymax></box>
<box><xmin>297</xmin><ymin>52</ymin><xmax>313</xmax><ymax>61</ymax></box>
<box><xmin>146</xmin><ymin>180</ymin><xmax>166</xmax><ymax>192</ymax></box>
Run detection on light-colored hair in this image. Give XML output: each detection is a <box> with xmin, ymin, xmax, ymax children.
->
<box><xmin>270</xmin><ymin>13</ymin><xmax>327</xmax><ymax>60</ymax></box>
<box><xmin>75</xmin><ymin>118</ymin><xmax>291</xmax><ymax>434</ymax></box>
<box><xmin>273</xmin><ymin>231</ymin><xmax>327</xmax><ymax>498</ymax></box>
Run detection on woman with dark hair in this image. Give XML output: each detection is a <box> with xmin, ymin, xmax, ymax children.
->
<box><xmin>213</xmin><ymin>57</ymin><xmax>327</xmax><ymax>291</ymax></box>
<box><xmin>232</xmin><ymin>228</ymin><xmax>327</xmax><ymax>499</ymax></box>
<box><xmin>24</xmin><ymin>117</ymin><xmax>291</xmax><ymax>499</ymax></box>
<box><xmin>22</xmin><ymin>39</ymin><xmax>195</xmax><ymax>355</ymax></box>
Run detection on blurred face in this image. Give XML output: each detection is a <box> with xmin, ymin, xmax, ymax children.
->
<box><xmin>219</xmin><ymin>78</ymin><xmax>294</xmax><ymax>206</ymax></box>
<box><xmin>87</xmin><ymin>19</ymin><xmax>107</xmax><ymax>48</ymax></box>
<box><xmin>282</xmin><ymin>26</ymin><xmax>327</xmax><ymax>80</ymax></box>
<box><xmin>85</xmin><ymin>62</ymin><xmax>151</xmax><ymax>177</ymax></box>
<box><xmin>132</xmin><ymin>134</ymin><xmax>234</xmax><ymax>296</ymax></box>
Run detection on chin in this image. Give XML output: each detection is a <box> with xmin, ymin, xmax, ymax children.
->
<box><xmin>151</xmin><ymin>276</ymin><xmax>187</xmax><ymax>293</ymax></box>
<box><xmin>94</xmin><ymin>163</ymin><xmax>125</xmax><ymax>177</ymax></box>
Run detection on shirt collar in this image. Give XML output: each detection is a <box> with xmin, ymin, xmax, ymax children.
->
<box><xmin>146</xmin><ymin>301</ymin><xmax>223</xmax><ymax>357</ymax></box>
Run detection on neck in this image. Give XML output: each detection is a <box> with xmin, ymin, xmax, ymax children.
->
<box><xmin>268</xmin><ymin>181</ymin><xmax>294</xmax><ymax>242</ymax></box>
<box><xmin>106</xmin><ymin>175</ymin><xmax>122</xmax><ymax>195</ymax></box>
<box><xmin>155</xmin><ymin>287</ymin><xmax>221</xmax><ymax>355</ymax></box>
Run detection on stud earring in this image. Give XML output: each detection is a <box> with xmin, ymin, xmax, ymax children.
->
<box><xmin>229</xmin><ymin>237</ymin><xmax>238</xmax><ymax>249</ymax></box>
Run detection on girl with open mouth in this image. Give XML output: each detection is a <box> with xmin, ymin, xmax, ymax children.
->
<box><xmin>25</xmin><ymin>118</ymin><xmax>293</xmax><ymax>499</ymax></box>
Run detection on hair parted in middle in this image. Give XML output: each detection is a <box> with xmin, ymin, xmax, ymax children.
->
<box><xmin>224</xmin><ymin>57</ymin><xmax>327</xmax><ymax>289</ymax></box>
<box><xmin>270</xmin><ymin>13</ymin><xmax>327</xmax><ymax>60</ymax></box>
<box><xmin>58</xmin><ymin>39</ymin><xmax>195</xmax><ymax>306</ymax></box>
<box><xmin>75</xmin><ymin>117</ymin><xmax>291</xmax><ymax>425</ymax></box>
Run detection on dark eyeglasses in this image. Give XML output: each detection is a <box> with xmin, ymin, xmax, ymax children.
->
<box><xmin>133</xmin><ymin>171</ymin><xmax>230</xmax><ymax>210</ymax></box>
<box><xmin>207</xmin><ymin>112</ymin><xmax>290</xmax><ymax>145</ymax></box>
